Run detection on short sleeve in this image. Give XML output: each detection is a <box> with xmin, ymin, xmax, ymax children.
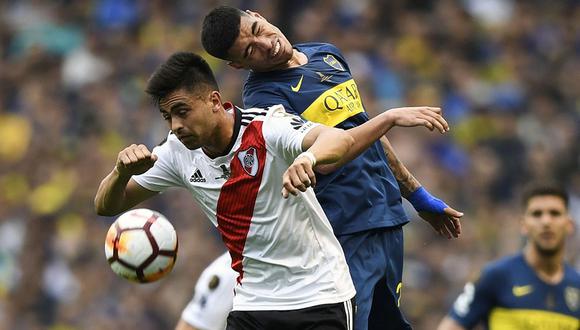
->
<box><xmin>448</xmin><ymin>266</ymin><xmax>498</xmax><ymax>329</ymax></box>
<box><xmin>132</xmin><ymin>138</ymin><xmax>184</xmax><ymax>192</ymax></box>
<box><xmin>262</xmin><ymin>105</ymin><xmax>319</xmax><ymax>162</ymax></box>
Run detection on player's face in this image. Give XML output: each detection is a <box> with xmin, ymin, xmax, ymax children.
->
<box><xmin>227</xmin><ymin>11</ymin><xmax>293</xmax><ymax>72</ymax></box>
<box><xmin>159</xmin><ymin>89</ymin><xmax>220</xmax><ymax>150</ymax></box>
<box><xmin>521</xmin><ymin>195</ymin><xmax>573</xmax><ymax>256</ymax></box>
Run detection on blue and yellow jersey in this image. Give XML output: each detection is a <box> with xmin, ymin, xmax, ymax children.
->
<box><xmin>243</xmin><ymin>42</ymin><xmax>407</xmax><ymax>235</ymax></box>
<box><xmin>449</xmin><ymin>253</ymin><xmax>580</xmax><ymax>329</ymax></box>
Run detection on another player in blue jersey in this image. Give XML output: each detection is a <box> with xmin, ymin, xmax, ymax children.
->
<box><xmin>201</xmin><ymin>6</ymin><xmax>463</xmax><ymax>330</ymax></box>
<box><xmin>438</xmin><ymin>182</ymin><xmax>580</xmax><ymax>330</ymax></box>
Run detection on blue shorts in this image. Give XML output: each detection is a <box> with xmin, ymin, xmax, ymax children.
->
<box><xmin>337</xmin><ymin>226</ymin><xmax>411</xmax><ymax>330</ymax></box>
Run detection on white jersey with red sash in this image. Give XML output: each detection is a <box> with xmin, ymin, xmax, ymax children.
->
<box><xmin>133</xmin><ymin>104</ymin><xmax>355</xmax><ymax>311</ymax></box>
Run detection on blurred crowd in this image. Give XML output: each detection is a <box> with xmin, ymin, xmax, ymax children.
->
<box><xmin>0</xmin><ymin>0</ymin><xmax>578</xmax><ymax>329</ymax></box>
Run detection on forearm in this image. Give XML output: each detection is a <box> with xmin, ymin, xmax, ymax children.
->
<box><xmin>307</xmin><ymin>129</ymin><xmax>354</xmax><ymax>166</ymax></box>
<box><xmin>94</xmin><ymin>168</ymin><xmax>132</xmax><ymax>216</ymax></box>
<box><xmin>315</xmin><ymin>111</ymin><xmax>397</xmax><ymax>173</ymax></box>
<box><xmin>380</xmin><ymin>136</ymin><xmax>421</xmax><ymax>198</ymax></box>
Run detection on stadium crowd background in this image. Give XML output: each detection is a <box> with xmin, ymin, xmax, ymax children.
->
<box><xmin>0</xmin><ymin>0</ymin><xmax>578</xmax><ymax>329</ymax></box>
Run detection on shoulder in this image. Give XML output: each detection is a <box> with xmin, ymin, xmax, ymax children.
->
<box><xmin>153</xmin><ymin>132</ymin><xmax>185</xmax><ymax>155</ymax></box>
<box><xmin>238</xmin><ymin>106</ymin><xmax>269</xmax><ymax>126</ymax></box>
<box><xmin>203</xmin><ymin>252</ymin><xmax>235</xmax><ymax>277</ymax></box>
<box><xmin>243</xmin><ymin>74</ymin><xmax>291</xmax><ymax>106</ymax></box>
<box><xmin>564</xmin><ymin>264</ymin><xmax>580</xmax><ymax>284</ymax></box>
<box><xmin>239</xmin><ymin>104</ymin><xmax>294</xmax><ymax>126</ymax></box>
<box><xmin>153</xmin><ymin>131</ymin><xmax>206</xmax><ymax>164</ymax></box>
<box><xmin>479</xmin><ymin>254</ymin><xmax>521</xmax><ymax>281</ymax></box>
<box><xmin>295</xmin><ymin>42</ymin><xmax>340</xmax><ymax>53</ymax></box>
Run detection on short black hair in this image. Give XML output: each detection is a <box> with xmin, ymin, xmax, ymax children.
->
<box><xmin>145</xmin><ymin>52</ymin><xmax>219</xmax><ymax>106</ymax></box>
<box><xmin>202</xmin><ymin>6</ymin><xmax>246</xmax><ymax>60</ymax></box>
<box><xmin>521</xmin><ymin>181</ymin><xmax>569</xmax><ymax>209</ymax></box>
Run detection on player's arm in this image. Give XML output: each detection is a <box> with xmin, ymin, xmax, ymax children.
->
<box><xmin>381</xmin><ymin>136</ymin><xmax>463</xmax><ymax>238</ymax></box>
<box><xmin>437</xmin><ymin>266</ymin><xmax>498</xmax><ymax>330</ymax></box>
<box><xmin>315</xmin><ymin>106</ymin><xmax>448</xmax><ymax>174</ymax></box>
<box><xmin>94</xmin><ymin>144</ymin><xmax>159</xmax><ymax>216</ymax></box>
<box><xmin>281</xmin><ymin>106</ymin><xmax>447</xmax><ymax>198</ymax></box>
<box><xmin>282</xmin><ymin>125</ymin><xmax>354</xmax><ymax>198</ymax></box>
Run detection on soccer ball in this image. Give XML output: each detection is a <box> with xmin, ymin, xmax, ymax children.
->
<box><xmin>105</xmin><ymin>208</ymin><xmax>178</xmax><ymax>283</ymax></box>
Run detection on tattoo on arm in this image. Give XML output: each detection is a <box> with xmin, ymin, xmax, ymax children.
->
<box><xmin>380</xmin><ymin>136</ymin><xmax>421</xmax><ymax>198</ymax></box>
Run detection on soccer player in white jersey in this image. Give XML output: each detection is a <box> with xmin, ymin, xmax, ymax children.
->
<box><xmin>176</xmin><ymin>252</ymin><xmax>236</xmax><ymax>330</ymax></box>
<box><xmin>94</xmin><ymin>52</ymin><xmax>449</xmax><ymax>329</ymax></box>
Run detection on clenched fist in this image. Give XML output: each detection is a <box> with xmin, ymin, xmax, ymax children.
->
<box><xmin>115</xmin><ymin>144</ymin><xmax>158</xmax><ymax>177</ymax></box>
<box><xmin>281</xmin><ymin>153</ymin><xmax>317</xmax><ymax>198</ymax></box>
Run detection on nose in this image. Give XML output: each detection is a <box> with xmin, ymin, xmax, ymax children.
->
<box><xmin>539</xmin><ymin>213</ymin><xmax>553</xmax><ymax>226</ymax></box>
<box><xmin>254</xmin><ymin>36</ymin><xmax>271</xmax><ymax>53</ymax></box>
<box><xmin>171</xmin><ymin>117</ymin><xmax>184</xmax><ymax>134</ymax></box>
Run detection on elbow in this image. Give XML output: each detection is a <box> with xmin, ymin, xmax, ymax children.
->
<box><xmin>344</xmin><ymin>132</ymin><xmax>355</xmax><ymax>149</ymax></box>
<box><xmin>95</xmin><ymin>208</ymin><xmax>111</xmax><ymax>217</ymax></box>
<box><xmin>94</xmin><ymin>198</ymin><xmax>118</xmax><ymax>217</ymax></box>
<box><xmin>94</xmin><ymin>204</ymin><xmax>111</xmax><ymax>217</ymax></box>
<box><xmin>96</xmin><ymin>208</ymin><xmax>120</xmax><ymax>217</ymax></box>
<box><xmin>330</xmin><ymin>132</ymin><xmax>353</xmax><ymax>163</ymax></box>
<box><xmin>315</xmin><ymin>132</ymin><xmax>354</xmax><ymax>175</ymax></box>
<box><xmin>315</xmin><ymin>164</ymin><xmax>335</xmax><ymax>175</ymax></box>
<box><xmin>339</xmin><ymin>131</ymin><xmax>355</xmax><ymax>156</ymax></box>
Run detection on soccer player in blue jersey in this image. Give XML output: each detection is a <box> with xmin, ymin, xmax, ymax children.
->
<box><xmin>438</xmin><ymin>182</ymin><xmax>580</xmax><ymax>330</ymax></box>
<box><xmin>201</xmin><ymin>6</ymin><xmax>463</xmax><ymax>330</ymax></box>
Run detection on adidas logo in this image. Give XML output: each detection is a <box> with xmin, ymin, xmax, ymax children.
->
<box><xmin>290</xmin><ymin>116</ymin><xmax>306</xmax><ymax>130</ymax></box>
<box><xmin>189</xmin><ymin>168</ymin><xmax>206</xmax><ymax>183</ymax></box>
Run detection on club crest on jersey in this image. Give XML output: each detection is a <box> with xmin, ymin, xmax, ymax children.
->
<box><xmin>237</xmin><ymin>147</ymin><xmax>259</xmax><ymax>177</ymax></box>
<box><xmin>323</xmin><ymin>54</ymin><xmax>345</xmax><ymax>71</ymax></box>
<box><xmin>565</xmin><ymin>287</ymin><xmax>579</xmax><ymax>311</ymax></box>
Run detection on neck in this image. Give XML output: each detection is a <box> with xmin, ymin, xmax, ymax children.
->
<box><xmin>287</xmin><ymin>49</ymin><xmax>306</xmax><ymax>67</ymax></box>
<box><xmin>523</xmin><ymin>244</ymin><xmax>564</xmax><ymax>284</ymax></box>
<box><xmin>264</xmin><ymin>49</ymin><xmax>306</xmax><ymax>71</ymax></box>
<box><xmin>202</xmin><ymin>107</ymin><xmax>235</xmax><ymax>158</ymax></box>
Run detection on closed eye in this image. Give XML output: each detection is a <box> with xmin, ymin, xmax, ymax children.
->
<box><xmin>244</xmin><ymin>21</ymin><xmax>259</xmax><ymax>58</ymax></box>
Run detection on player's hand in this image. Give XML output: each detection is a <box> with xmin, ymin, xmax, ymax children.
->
<box><xmin>281</xmin><ymin>155</ymin><xmax>317</xmax><ymax>198</ymax></box>
<box><xmin>419</xmin><ymin>206</ymin><xmax>463</xmax><ymax>239</ymax></box>
<box><xmin>386</xmin><ymin>106</ymin><xmax>449</xmax><ymax>134</ymax></box>
<box><xmin>115</xmin><ymin>144</ymin><xmax>158</xmax><ymax>178</ymax></box>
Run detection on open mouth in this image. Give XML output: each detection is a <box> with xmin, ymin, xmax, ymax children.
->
<box><xmin>272</xmin><ymin>40</ymin><xmax>280</xmax><ymax>58</ymax></box>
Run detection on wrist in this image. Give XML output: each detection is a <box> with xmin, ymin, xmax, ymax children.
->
<box><xmin>297</xmin><ymin>151</ymin><xmax>317</xmax><ymax>167</ymax></box>
<box><xmin>113</xmin><ymin>166</ymin><xmax>131</xmax><ymax>182</ymax></box>
<box><xmin>407</xmin><ymin>187</ymin><xmax>448</xmax><ymax>214</ymax></box>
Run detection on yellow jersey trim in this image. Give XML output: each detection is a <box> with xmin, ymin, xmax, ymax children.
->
<box><xmin>300</xmin><ymin>79</ymin><xmax>364</xmax><ymax>126</ymax></box>
<box><xmin>489</xmin><ymin>307</ymin><xmax>579</xmax><ymax>330</ymax></box>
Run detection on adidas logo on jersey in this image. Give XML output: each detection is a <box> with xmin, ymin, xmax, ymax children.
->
<box><xmin>290</xmin><ymin>116</ymin><xmax>306</xmax><ymax>130</ymax></box>
<box><xmin>189</xmin><ymin>168</ymin><xmax>206</xmax><ymax>183</ymax></box>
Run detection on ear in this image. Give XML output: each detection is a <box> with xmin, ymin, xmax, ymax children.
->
<box><xmin>228</xmin><ymin>61</ymin><xmax>245</xmax><ymax>70</ymax></box>
<box><xmin>519</xmin><ymin>216</ymin><xmax>529</xmax><ymax>236</ymax></box>
<box><xmin>209</xmin><ymin>91</ymin><xmax>222</xmax><ymax>112</ymax></box>
<box><xmin>565</xmin><ymin>215</ymin><xmax>575</xmax><ymax>236</ymax></box>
